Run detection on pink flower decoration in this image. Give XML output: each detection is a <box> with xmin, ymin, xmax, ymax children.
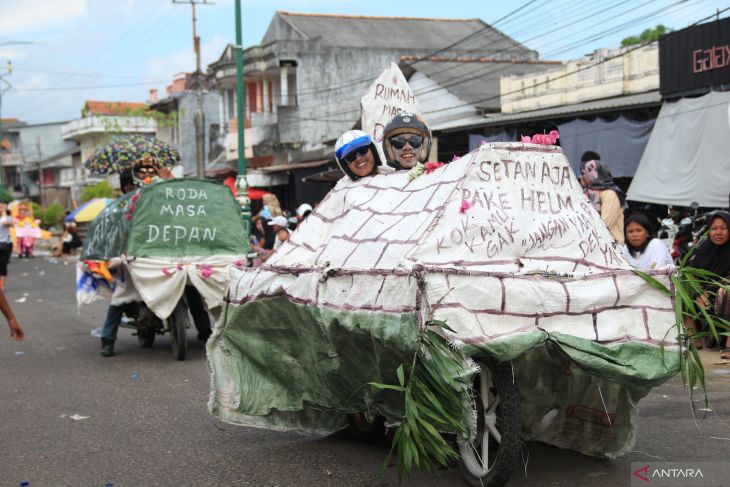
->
<box><xmin>200</xmin><ymin>264</ymin><xmax>213</xmax><ymax>278</ymax></box>
<box><xmin>451</xmin><ymin>154</ymin><xmax>460</xmax><ymax>162</ymax></box>
<box><xmin>521</xmin><ymin>131</ymin><xmax>560</xmax><ymax>146</ymax></box>
<box><xmin>162</xmin><ymin>268</ymin><xmax>174</xmax><ymax>276</ymax></box>
<box><xmin>424</xmin><ymin>161</ymin><xmax>445</xmax><ymax>174</ymax></box>
<box><xmin>459</xmin><ymin>199</ymin><xmax>471</xmax><ymax>214</ymax></box>
<box><xmin>479</xmin><ymin>140</ymin><xmax>487</xmax><ymax>145</ymax></box>
<box><xmin>176</xmin><ymin>263</ymin><xmax>184</xmax><ymax>271</ymax></box>
<box><xmin>131</xmin><ymin>193</ymin><xmax>140</xmax><ymax>203</ymax></box>
<box><xmin>128</xmin><ymin>203</ymin><xmax>135</xmax><ymax>212</ymax></box>
<box><xmin>125</xmin><ymin>214</ymin><xmax>132</xmax><ymax>221</ymax></box>
<box><xmin>233</xmin><ymin>259</ymin><xmax>245</xmax><ymax>268</ymax></box>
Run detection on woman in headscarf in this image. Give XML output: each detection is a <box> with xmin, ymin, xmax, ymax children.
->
<box><xmin>684</xmin><ymin>211</ymin><xmax>730</xmax><ymax>352</ymax></box>
<box><xmin>621</xmin><ymin>212</ymin><xmax>673</xmax><ymax>270</ymax></box>
<box><xmin>579</xmin><ymin>151</ymin><xmax>627</xmax><ymax>244</ymax></box>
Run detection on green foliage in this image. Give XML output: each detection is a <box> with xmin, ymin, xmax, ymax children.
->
<box><xmin>41</xmin><ymin>203</ymin><xmax>64</xmax><ymax>229</ymax></box>
<box><xmin>30</xmin><ymin>202</ymin><xmax>42</xmax><ymax>221</ymax></box>
<box><xmin>621</xmin><ymin>24</ymin><xmax>670</xmax><ymax>47</ymax></box>
<box><xmin>0</xmin><ymin>187</ymin><xmax>12</xmax><ymax>202</ymax></box>
<box><xmin>368</xmin><ymin>320</ymin><xmax>475</xmax><ymax>481</ymax></box>
<box><xmin>81</xmin><ymin>180</ymin><xmax>114</xmax><ymax>202</ymax></box>
<box><xmin>634</xmin><ymin>253</ymin><xmax>730</xmax><ymax>411</ymax></box>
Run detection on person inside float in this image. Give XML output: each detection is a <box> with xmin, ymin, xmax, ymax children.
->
<box><xmin>381</xmin><ymin>113</ymin><xmax>432</xmax><ymax>171</ymax></box>
<box><xmin>334</xmin><ymin>130</ymin><xmax>382</xmax><ymax>180</ymax></box>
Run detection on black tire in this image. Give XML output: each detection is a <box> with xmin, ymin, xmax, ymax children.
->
<box><xmin>346</xmin><ymin>413</ymin><xmax>386</xmax><ymax>443</ymax></box>
<box><xmin>168</xmin><ymin>300</ymin><xmax>188</xmax><ymax>361</ymax></box>
<box><xmin>137</xmin><ymin>327</ymin><xmax>156</xmax><ymax>348</ymax></box>
<box><xmin>458</xmin><ymin>359</ymin><xmax>520</xmax><ymax>487</ymax></box>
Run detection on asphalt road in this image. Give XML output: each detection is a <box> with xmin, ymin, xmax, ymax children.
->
<box><xmin>1</xmin><ymin>256</ymin><xmax>729</xmax><ymax>487</ymax></box>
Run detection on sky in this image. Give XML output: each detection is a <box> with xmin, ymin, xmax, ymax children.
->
<box><xmin>0</xmin><ymin>0</ymin><xmax>726</xmax><ymax>124</ymax></box>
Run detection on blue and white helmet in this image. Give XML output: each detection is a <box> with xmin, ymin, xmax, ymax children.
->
<box><xmin>334</xmin><ymin>130</ymin><xmax>382</xmax><ymax>180</ymax></box>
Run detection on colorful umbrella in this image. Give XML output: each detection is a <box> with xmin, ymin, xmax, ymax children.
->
<box><xmin>84</xmin><ymin>136</ymin><xmax>181</xmax><ymax>175</ymax></box>
<box><xmin>66</xmin><ymin>198</ymin><xmax>114</xmax><ymax>223</ymax></box>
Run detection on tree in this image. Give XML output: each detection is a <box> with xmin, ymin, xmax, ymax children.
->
<box><xmin>81</xmin><ymin>180</ymin><xmax>114</xmax><ymax>202</ymax></box>
<box><xmin>621</xmin><ymin>24</ymin><xmax>670</xmax><ymax>47</ymax></box>
<box><xmin>41</xmin><ymin>203</ymin><xmax>64</xmax><ymax>229</ymax></box>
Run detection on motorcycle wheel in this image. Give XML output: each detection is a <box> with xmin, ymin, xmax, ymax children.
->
<box><xmin>168</xmin><ymin>300</ymin><xmax>189</xmax><ymax>361</ymax></box>
<box><xmin>346</xmin><ymin>413</ymin><xmax>386</xmax><ymax>443</ymax></box>
<box><xmin>458</xmin><ymin>359</ymin><xmax>520</xmax><ymax>487</ymax></box>
<box><xmin>137</xmin><ymin>327</ymin><xmax>156</xmax><ymax>348</ymax></box>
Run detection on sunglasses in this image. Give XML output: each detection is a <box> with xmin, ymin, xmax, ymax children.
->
<box><xmin>342</xmin><ymin>147</ymin><xmax>370</xmax><ymax>164</ymax></box>
<box><xmin>390</xmin><ymin>135</ymin><xmax>423</xmax><ymax>150</ymax></box>
<box><xmin>135</xmin><ymin>166</ymin><xmax>158</xmax><ymax>176</ymax></box>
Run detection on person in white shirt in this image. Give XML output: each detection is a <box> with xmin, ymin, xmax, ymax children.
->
<box><xmin>621</xmin><ymin>212</ymin><xmax>674</xmax><ymax>270</ymax></box>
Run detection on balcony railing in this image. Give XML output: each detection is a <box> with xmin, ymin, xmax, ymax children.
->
<box><xmin>1</xmin><ymin>153</ymin><xmax>23</xmax><ymax>167</ymax></box>
<box><xmin>61</xmin><ymin>116</ymin><xmax>157</xmax><ymax>140</ymax></box>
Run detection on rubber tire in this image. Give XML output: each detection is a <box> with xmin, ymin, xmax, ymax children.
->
<box><xmin>346</xmin><ymin>413</ymin><xmax>386</xmax><ymax>443</ymax></box>
<box><xmin>168</xmin><ymin>301</ymin><xmax>188</xmax><ymax>361</ymax></box>
<box><xmin>137</xmin><ymin>327</ymin><xmax>156</xmax><ymax>348</ymax></box>
<box><xmin>458</xmin><ymin>358</ymin><xmax>521</xmax><ymax>487</ymax></box>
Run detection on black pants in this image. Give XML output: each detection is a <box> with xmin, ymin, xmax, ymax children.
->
<box><xmin>0</xmin><ymin>244</ymin><xmax>12</xmax><ymax>276</ymax></box>
<box><xmin>184</xmin><ymin>285</ymin><xmax>211</xmax><ymax>333</ymax></box>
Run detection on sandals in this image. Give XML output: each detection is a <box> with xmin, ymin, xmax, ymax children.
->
<box><xmin>720</xmin><ymin>351</ymin><xmax>730</xmax><ymax>361</ymax></box>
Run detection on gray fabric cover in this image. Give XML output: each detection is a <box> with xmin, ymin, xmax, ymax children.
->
<box><xmin>469</xmin><ymin>131</ymin><xmax>517</xmax><ymax>150</ymax></box>
<box><xmin>558</xmin><ymin>116</ymin><xmax>655</xmax><ymax>178</ymax></box>
<box><xmin>627</xmin><ymin>90</ymin><xmax>730</xmax><ymax>208</ymax></box>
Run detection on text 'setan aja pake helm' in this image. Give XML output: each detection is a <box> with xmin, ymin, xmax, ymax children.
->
<box><xmin>334</xmin><ymin>130</ymin><xmax>382</xmax><ymax>181</ymax></box>
<box><xmin>382</xmin><ymin>112</ymin><xmax>432</xmax><ymax>170</ymax></box>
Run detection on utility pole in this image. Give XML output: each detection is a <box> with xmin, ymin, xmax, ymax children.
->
<box><xmin>173</xmin><ymin>0</ymin><xmax>213</xmax><ymax>178</ymax></box>
<box><xmin>234</xmin><ymin>0</ymin><xmax>250</xmax><ymax>242</ymax></box>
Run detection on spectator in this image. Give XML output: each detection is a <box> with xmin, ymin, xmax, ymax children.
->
<box><xmin>579</xmin><ymin>151</ymin><xmax>627</xmax><ymax>244</ymax></box>
<box><xmin>0</xmin><ymin>200</ymin><xmax>12</xmax><ymax>290</ymax></box>
<box><xmin>621</xmin><ymin>212</ymin><xmax>673</xmax><ymax>270</ymax></box>
<box><xmin>684</xmin><ymin>211</ymin><xmax>730</xmax><ymax>353</ymax></box>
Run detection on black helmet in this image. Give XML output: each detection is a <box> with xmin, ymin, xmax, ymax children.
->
<box><xmin>382</xmin><ymin>112</ymin><xmax>432</xmax><ymax>170</ymax></box>
<box><xmin>334</xmin><ymin>130</ymin><xmax>382</xmax><ymax>181</ymax></box>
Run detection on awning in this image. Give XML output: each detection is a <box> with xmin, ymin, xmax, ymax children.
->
<box><xmin>627</xmin><ymin>90</ymin><xmax>730</xmax><ymax>208</ymax></box>
<box><xmin>436</xmin><ymin>91</ymin><xmax>662</xmax><ymax>133</ymax></box>
<box><xmin>258</xmin><ymin>159</ymin><xmax>330</xmax><ymax>173</ymax></box>
<box><xmin>301</xmin><ymin>168</ymin><xmax>344</xmax><ymax>184</ymax></box>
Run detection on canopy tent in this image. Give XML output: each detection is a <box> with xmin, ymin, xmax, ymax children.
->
<box><xmin>627</xmin><ymin>90</ymin><xmax>730</xmax><ymax>208</ymax></box>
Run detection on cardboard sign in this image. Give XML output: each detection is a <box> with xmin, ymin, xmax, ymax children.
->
<box><xmin>127</xmin><ymin>179</ymin><xmax>247</xmax><ymax>258</ymax></box>
<box><xmin>360</xmin><ymin>63</ymin><xmax>423</xmax><ymax>163</ymax></box>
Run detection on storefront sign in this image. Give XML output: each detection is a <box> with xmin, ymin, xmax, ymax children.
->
<box><xmin>659</xmin><ymin>16</ymin><xmax>730</xmax><ymax>97</ymax></box>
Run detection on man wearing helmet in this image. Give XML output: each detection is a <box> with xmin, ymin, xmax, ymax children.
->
<box><xmin>334</xmin><ymin>130</ymin><xmax>382</xmax><ymax>181</ymax></box>
<box><xmin>382</xmin><ymin>112</ymin><xmax>432</xmax><ymax>171</ymax></box>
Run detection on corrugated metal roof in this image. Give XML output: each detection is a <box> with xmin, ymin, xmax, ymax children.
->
<box><xmin>406</xmin><ymin>58</ymin><xmax>560</xmax><ymax>111</ymax></box>
<box><xmin>434</xmin><ymin>91</ymin><xmax>662</xmax><ymax>132</ymax></box>
<box><xmin>269</xmin><ymin>11</ymin><xmax>531</xmax><ymax>53</ymax></box>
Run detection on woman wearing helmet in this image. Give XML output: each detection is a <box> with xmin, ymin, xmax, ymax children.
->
<box><xmin>382</xmin><ymin>112</ymin><xmax>432</xmax><ymax>171</ymax></box>
<box><xmin>334</xmin><ymin>130</ymin><xmax>382</xmax><ymax>181</ymax></box>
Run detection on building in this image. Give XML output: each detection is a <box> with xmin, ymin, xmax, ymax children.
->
<box><xmin>149</xmin><ymin>73</ymin><xmax>224</xmax><ymax>177</ymax></box>
<box><xmin>0</xmin><ymin>118</ymin><xmax>26</xmax><ymax>198</ymax></box>
<box><xmin>434</xmin><ymin>43</ymin><xmax>662</xmax><ymax>181</ymax></box>
<box><xmin>60</xmin><ymin>100</ymin><xmax>157</xmax><ymax>196</ymax></box>
<box><xmin>207</xmin><ymin>11</ymin><xmax>549</xmax><ymax>205</ymax></box>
